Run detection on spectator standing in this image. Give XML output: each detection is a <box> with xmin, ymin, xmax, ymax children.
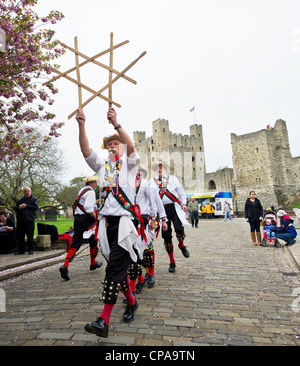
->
<box><xmin>14</xmin><ymin>187</ymin><xmax>38</xmax><ymax>255</ymax></box>
<box><xmin>244</xmin><ymin>190</ymin><xmax>263</xmax><ymax>246</ymax></box>
<box><xmin>188</xmin><ymin>197</ymin><xmax>199</xmax><ymax>228</ymax></box>
<box><xmin>206</xmin><ymin>203</ymin><xmax>215</xmax><ymax>219</ymax></box>
<box><xmin>200</xmin><ymin>203</ymin><xmax>206</xmax><ymax>219</ymax></box>
<box><xmin>223</xmin><ymin>201</ymin><xmax>232</xmax><ymax>222</ymax></box>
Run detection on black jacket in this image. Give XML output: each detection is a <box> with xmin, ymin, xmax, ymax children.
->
<box><xmin>244</xmin><ymin>197</ymin><xmax>263</xmax><ymax>220</ymax></box>
<box><xmin>15</xmin><ymin>195</ymin><xmax>39</xmax><ymax>221</ymax></box>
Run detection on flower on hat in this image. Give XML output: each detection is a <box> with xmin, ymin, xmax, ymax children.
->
<box><xmin>83</xmin><ymin>176</ymin><xmax>100</xmax><ymax>183</ymax></box>
<box><xmin>101</xmin><ymin>134</ymin><xmax>123</xmax><ymax>149</ymax></box>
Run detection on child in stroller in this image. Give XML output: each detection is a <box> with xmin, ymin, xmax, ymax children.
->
<box><xmin>260</xmin><ymin>210</ymin><xmax>281</xmax><ymax>248</ymax></box>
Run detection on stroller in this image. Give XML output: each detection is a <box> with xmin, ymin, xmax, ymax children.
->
<box><xmin>260</xmin><ymin>210</ymin><xmax>281</xmax><ymax>248</ymax></box>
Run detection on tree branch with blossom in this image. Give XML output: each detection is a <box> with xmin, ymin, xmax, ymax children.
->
<box><xmin>0</xmin><ymin>0</ymin><xmax>65</xmax><ymax>161</ymax></box>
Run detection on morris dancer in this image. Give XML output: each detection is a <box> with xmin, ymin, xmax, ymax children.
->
<box><xmin>59</xmin><ymin>176</ymin><xmax>102</xmax><ymax>281</ymax></box>
<box><xmin>75</xmin><ymin>107</ymin><xmax>140</xmax><ymax>338</ymax></box>
<box><xmin>127</xmin><ymin>165</ymin><xmax>157</xmax><ymax>294</ymax></box>
<box><xmin>133</xmin><ymin>165</ymin><xmax>168</xmax><ymax>292</ymax></box>
<box><xmin>149</xmin><ymin>161</ymin><xmax>190</xmax><ymax>273</ymax></box>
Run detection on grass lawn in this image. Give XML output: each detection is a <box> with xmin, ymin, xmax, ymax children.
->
<box><xmin>290</xmin><ymin>203</ymin><xmax>300</xmax><ymax>209</ymax></box>
<box><xmin>34</xmin><ymin>218</ymin><xmax>74</xmax><ymax>236</ymax></box>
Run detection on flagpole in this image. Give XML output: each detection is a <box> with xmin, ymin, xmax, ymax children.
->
<box><xmin>190</xmin><ymin>105</ymin><xmax>197</xmax><ymax>123</ymax></box>
<box><xmin>193</xmin><ymin>105</ymin><xmax>197</xmax><ymax>124</ymax></box>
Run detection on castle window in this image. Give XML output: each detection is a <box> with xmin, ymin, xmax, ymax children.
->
<box><xmin>200</xmin><ymin>146</ymin><xmax>202</xmax><ymax>151</ymax></box>
<box><xmin>256</xmin><ymin>148</ymin><xmax>259</xmax><ymax>153</ymax></box>
<box><xmin>174</xmin><ymin>144</ymin><xmax>176</xmax><ymax>147</ymax></box>
<box><xmin>163</xmin><ymin>128</ymin><xmax>165</xmax><ymax>132</ymax></box>
<box><xmin>192</xmin><ymin>156</ymin><xmax>195</xmax><ymax>162</ymax></box>
<box><xmin>255</xmin><ymin>177</ymin><xmax>261</xmax><ymax>186</ymax></box>
<box><xmin>208</xmin><ymin>180</ymin><xmax>216</xmax><ymax>190</ymax></box>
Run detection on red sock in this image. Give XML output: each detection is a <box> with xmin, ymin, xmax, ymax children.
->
<box><xmin>148</xmin><ymin>266</ymin><xmax>155</xmax><ymax>276</ymax></box>
<box><xmin>100</xmin><ymin>303</ymin><xmax>114</xmax><ymax>325</ymax></box>
<box><xmin>138</xmin><ymin>274</ymin><xmax>144</xmax><ymax>283</ymax></box>
<box><xmin>90</xmin><ymin>247</ymin><xmax>97</xmax><ymax>265</ymax></box>
<box><xmin>148</xmin><ymin>252</ymin><xmax>155</xmax><ymax>276</ymax></box>
<box><xmin>64</xmin><ymin>247</ymin><xmax>77</xmax><ymax>268</ymax></box>
<box><xmin>168</xmin><ymin>250</ymin><xmax>175</xmax><ymax>263</ymax></box>
<box><xmin>129</xmin><ymin>279</ymin><xmax>136</xmax><ymax>292</ymax></box>
<box><xmin>123</xmin><ymin>288</ymin><xmax>135</xmax><ymax>305</ymax></box>
<box><xmin>178</xmin><ymin>240</ymin><xmax>184</xmax><ymax>248</ymax></box>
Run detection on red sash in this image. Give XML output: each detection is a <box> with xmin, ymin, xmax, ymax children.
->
<box><xmin>154</xmin><ymin>176</ymin><xmax>181</xmax><ymax>205</ymax></box>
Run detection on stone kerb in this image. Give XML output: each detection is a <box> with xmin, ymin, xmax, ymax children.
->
<box><xmin>293</xmin><ymin>208</ymin><xmax>300</xmax><ymax>228</ymax></box>
<box><xmin>35</xmin><ymin>235</ymin><xmax>51</xmax><ymax>251</ymax></box>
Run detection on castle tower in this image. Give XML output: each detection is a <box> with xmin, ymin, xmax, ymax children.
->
<box><xmin>231</xmin><ymin>119</ymin><xmax>299</xmax><ymax>210</ymax></box>
<box><xmin>133</xmin><ymin>118</ymin><xmax>206</xmax><ymax>193</ymax></box>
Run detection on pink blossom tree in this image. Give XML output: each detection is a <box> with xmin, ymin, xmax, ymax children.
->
<box><xmin>0</xmin><ymin>0</ymin><xmax>65</xmax><ymax>161</ymax></box>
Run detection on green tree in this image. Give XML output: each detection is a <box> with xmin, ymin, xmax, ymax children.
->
<box><xmin>0</xmin><ymin>128</ymin><xmax>64</xmax><ymax>211</ymax></box>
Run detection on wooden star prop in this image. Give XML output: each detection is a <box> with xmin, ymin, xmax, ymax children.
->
<box><xmin>43</xmin><ymin>33</ymin><xmax>146</xmax><ymax>119</ymax></box>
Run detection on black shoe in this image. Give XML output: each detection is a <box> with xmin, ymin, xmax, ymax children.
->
<box><xmin>275</xmin><ymin>239</ymin><xmax>281</xmax><ymax>248</ymax></box>
<box><xmin>169</xmin><ymin>262</ymin><xmax>176</xmax><ymax>273</ymax></box>
<box><xmin>59</xmin><ymin>265</ymin><xmax>70</xmax><ymax>281</ymax></box>
<box><xmin>260</xmin><ymin>239</ymin><xmax>267</xmax><ymax>247</ymax></box>
<box><xmin>123</xmin><ymin>300</ymin><xmax>138</xmax><ymax>323</ymax></box>
<box><xmin>147</xmin><ymin>275</ymin><xmax>155</xmax><ymax>288</ymax></box>
<box><xmin>179</xmin><ymin>246</ymin><xmax>190</xmax><ymax>258</ymax></box>
<box><xmin>90</xmin><ymin>261</ymin><xmax>103</xmax><ymax>270</ymax></box>
<box><xmin>28</xmin><ymin>250</ymin><xmax>34</xmax><ymax>255</ymax></box>
<box><xmin>287</xmin><ymin>240</ymin><xmax>296</xmax><ymax>246</ymax></box>
<box><xmin>14</xmin><ymin>251</ymin><xmax>25</xmax><ymax>255</ymax></box>
<box><xmin>84</xmin><ymin>317</ymin><xmax>108</xmax><ymax>338</ymax></box>
<box><xmin>135</xmin><ymin>281</ymin><xmax>145</xmax><ymax>294</ymax></box>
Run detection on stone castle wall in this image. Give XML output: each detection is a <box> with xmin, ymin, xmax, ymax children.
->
<box><xmin>231</xmin><ymin>119</ymin><xmax>300</xmax><ymax>211</ymax></box>
<box><xmin>134</xmin><ymin>118</ymin><xmax>300</xmax><ymax>211</ymax></box>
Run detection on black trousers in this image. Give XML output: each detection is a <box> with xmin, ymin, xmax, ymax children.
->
<box><xmin>162</xmin><ymin>203</ymin><xmax>185</xmax><ymax>245</ymax></box>
<box><xmin>70</xmin><ymin>215</ymin><xmax>97</xmax><ymax>251</ymax></box>
<box><xmin>105</xmin><ymin>216</ymin><xmax>138</xmax><ymax>284</ymax></box>
<box><xmin>0</xmin><ymin>232</ymin><xmax>16</xmax><ymax>254</ymax></box>
<box><xmin>191</xmin><ymin>211</ymin><xmax>199</xmax><ymax>227</ymax></box>
<box><xmin>17</xmin><ymin>220</ymin><xmax>35</xmax><ymax>252</ymax></box>
<box><xmin>249</xmin><ymin>219</ymin><xmax>261</xmax><ymax>233</ymax></box>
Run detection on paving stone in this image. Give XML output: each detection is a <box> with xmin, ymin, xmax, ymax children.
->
<box><xmin>0</xmin><ymin>219</ymin><xmax>299</xmax><ymax>346</ymax></box>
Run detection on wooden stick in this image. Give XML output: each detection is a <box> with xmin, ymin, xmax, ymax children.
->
<box><xmin>42</xmin><ymin>40</ymin><xmax>130</xmax><ymax>86</ymax></box>
<box><xmin>109</xmin><ymin>32</ymin><xmax>113</xmax><ymax>110</ymax></box>
<box><xmin>68</xmin><ymin>51</ymin><xmax>146</xmax><ymax>119</ymax></box>
<box><xmin>62</xmin><ymin>42</ymin><xmax>137</xmax><ymax>85</ymax></box>
<box><xmin>74</xmin><ymin>37</ymin><xmax>82</xmax><ymax>108</ymax></box>
<box><xmin>49</xmin><ymin>66</ymin><xmax>121</xmax><ymax>108</ymax></box>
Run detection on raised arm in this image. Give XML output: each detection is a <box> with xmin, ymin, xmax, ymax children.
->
<box><xmin>76</xmin><ymin>108</ymin><xmax>92</xmax><ymax>158</ymax></box>
<box><xmin>107</xmin><ymin>107</ymin><xmax>136</xmax><ymax>158</ymax></box>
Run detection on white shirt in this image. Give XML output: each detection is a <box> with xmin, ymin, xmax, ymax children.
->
<box><xmin>149</xmin><ymin>175</ymin><xmax>187</xmax><ymax>206</ymax></box>
<box><xmin>85</xmin><ymin>150</ymin><xmax>140</xmax><ymax>217</ymax></box>
<box><xmin>135</xmin><ymin>179</ymin><xmax>157</xmax><ymax>217</ymax></box>
<box><xmin>74</xmin><ymin>186</ymin><xmax>96</xmax><ymax>215</ymax></box>
<box><xmin>150</xmin><ymin>184</ymin><xmax>167</xmax><ymax>219</ymax></box>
